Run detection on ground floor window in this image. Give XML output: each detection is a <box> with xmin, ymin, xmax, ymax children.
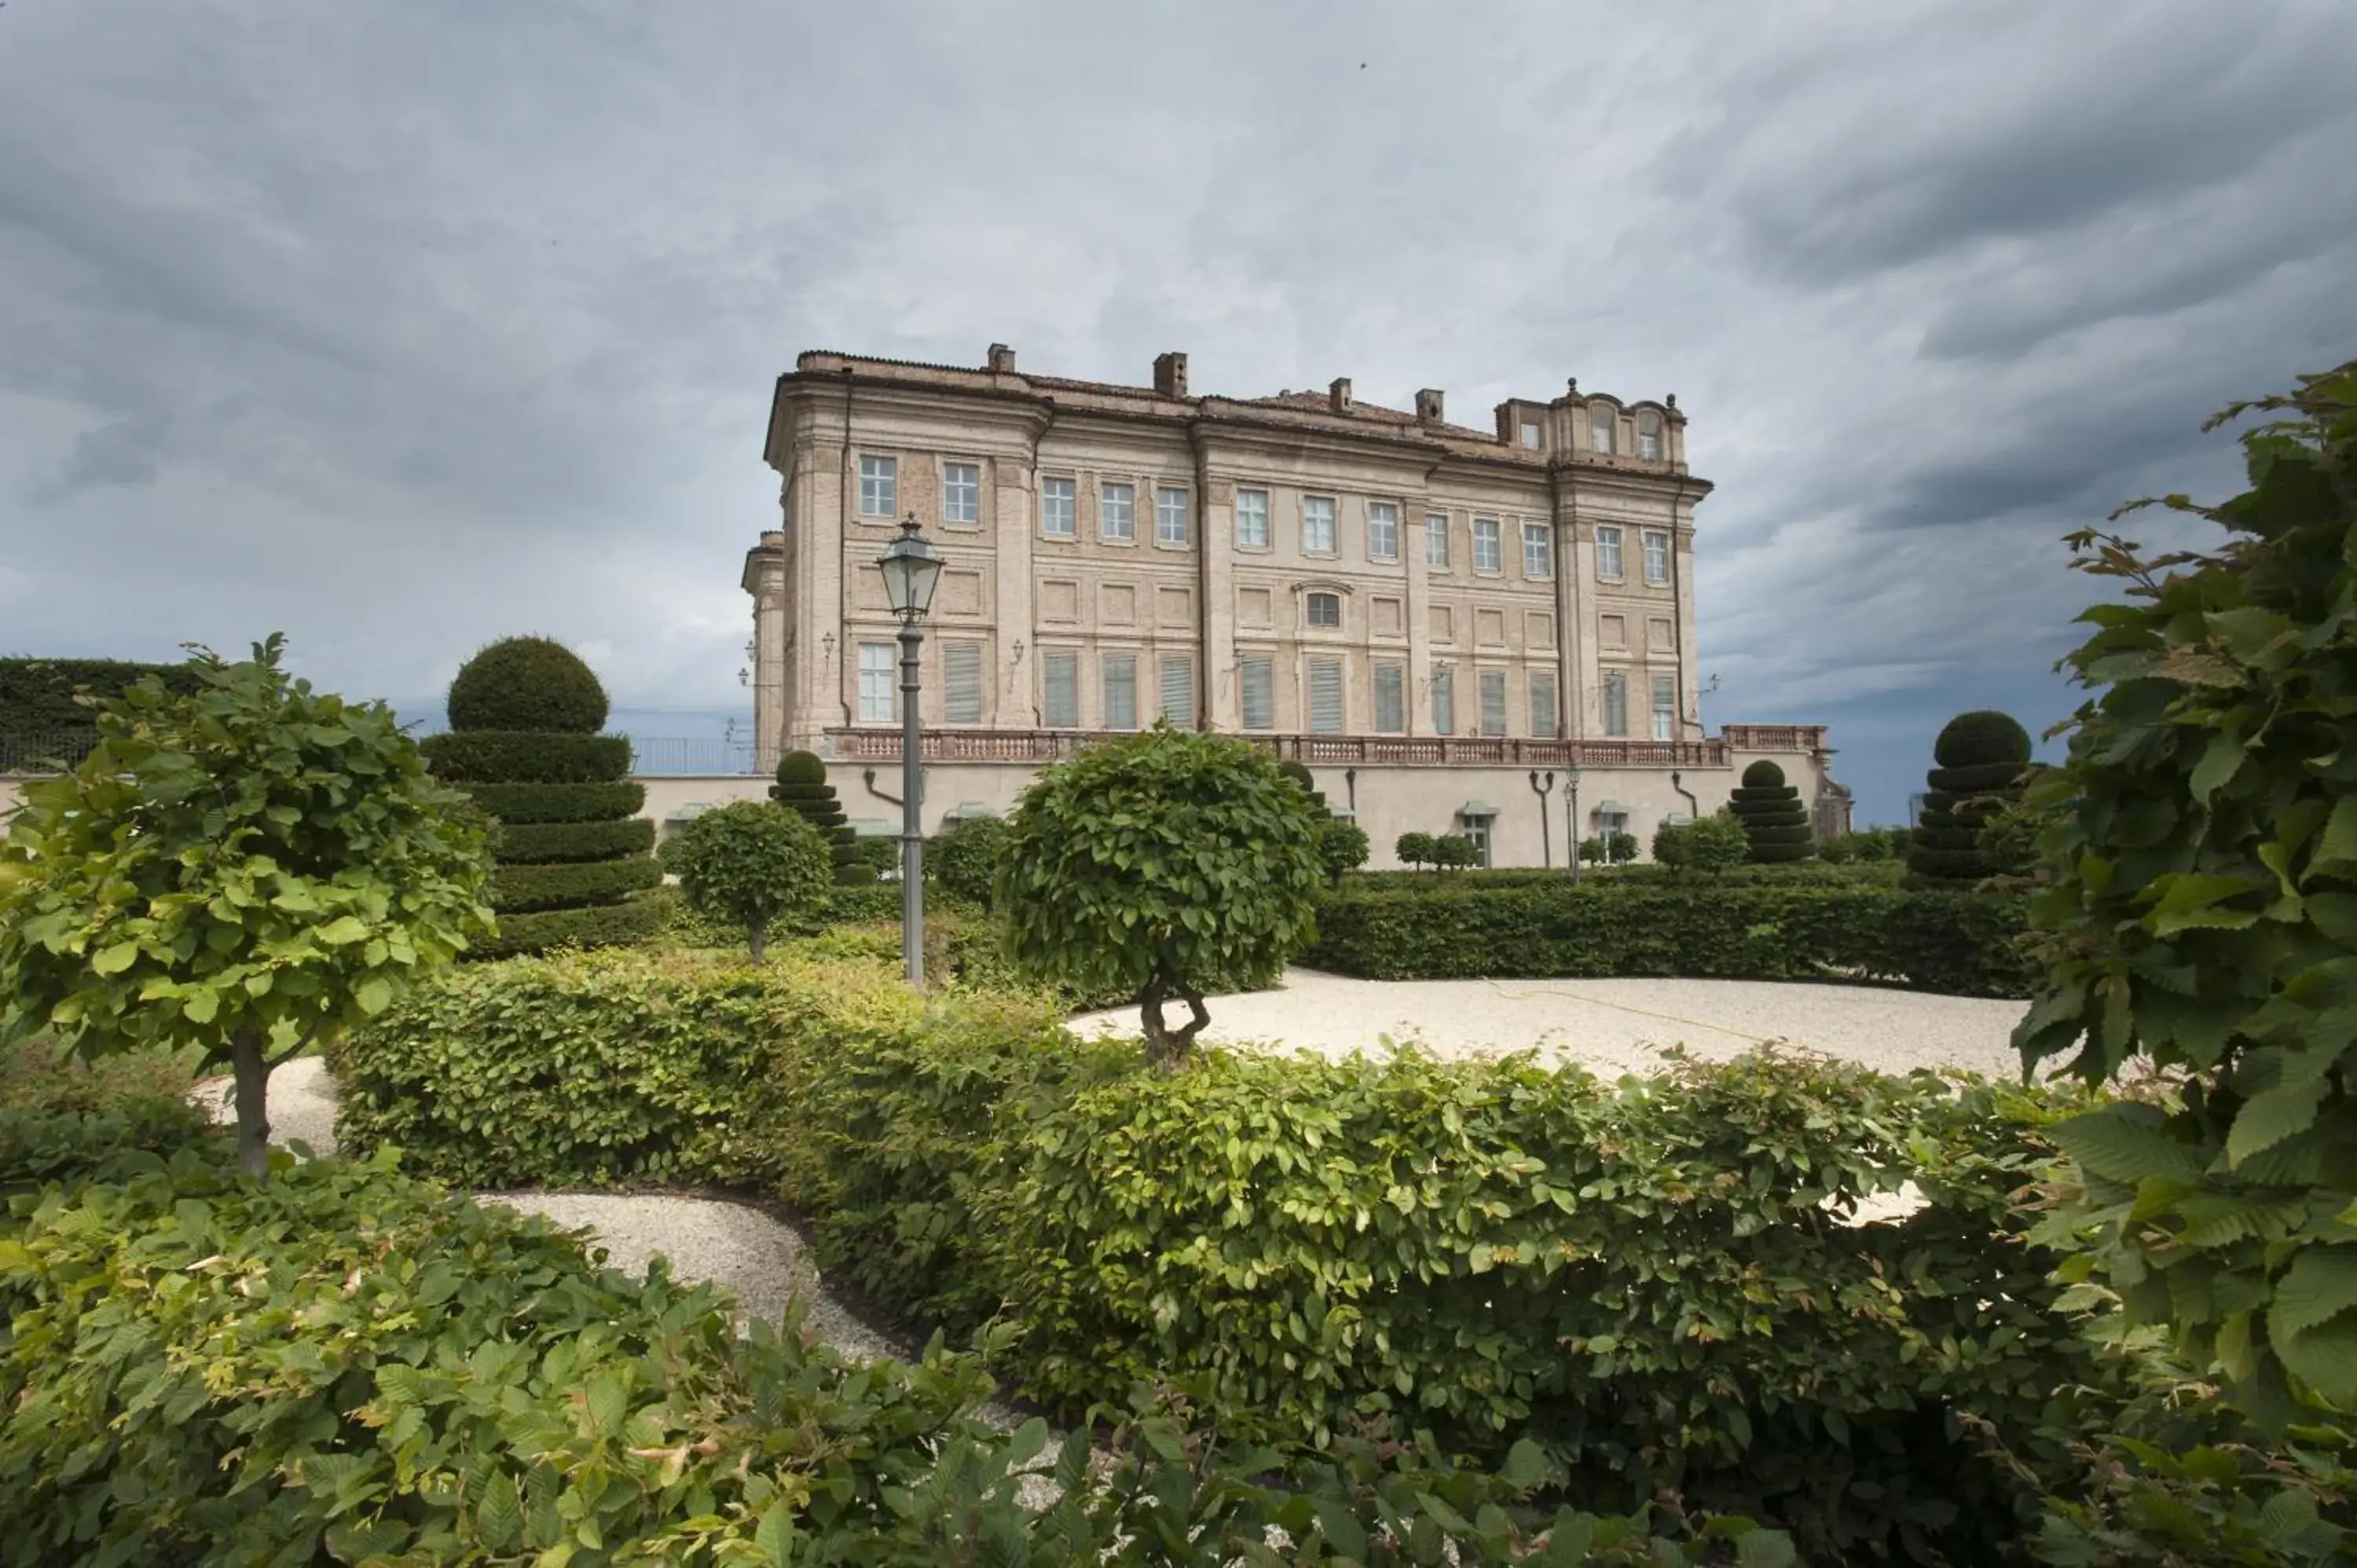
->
<box><xmin>1458</xmin><ymin>813</ymin><xmax>1494</xmax><ymax>867</ymax></box>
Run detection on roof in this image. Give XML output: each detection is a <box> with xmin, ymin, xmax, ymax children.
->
<box><xmin>1242</xmin><ymin>390</ymin><xmax>1497</xmax><ymax>443</ymax></box>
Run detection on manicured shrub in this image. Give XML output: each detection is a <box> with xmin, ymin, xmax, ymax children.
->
<box><xmin>1905</xmin><ymin>709</ymin><xmax>2033</xmax><ymax>886</ymax></box>
<box><xmin>1395</xmin><ymin>830</ymin><xmax>1438</xmax><ymax>870</ymax></box>
<box><xmin>848</xmin><ymin>833</ymin><xmax>900</xmax><ymax>878</ymax></box>
<box><xmin>2</xmin><ymin>1037</ymin><xmax>212</xmax><ymax>1190</ymax></box>
<box><xmin>1730</xmin><ymin>759</ymin><xmax>1814</xmax><ymax>864</ymax></box>
<box><xmin>770</xmin><ymin>748</ymin><xmax>870</xmax><ymax>885</ymax></box>
<box><xmin>1316</xmin><ymin>817</ymin><xmax>1371</xmax><ymax>885</ymax></box>
<box><xmin>1433</xmin><ymin>833</ymin><xmax>1481</xmax><ymax>870</ymax></box>
<box><xmin>665</xmin><ymin>800</ymin><xmax>833</xmax><ymax>960</ymax></box>
<box><xmin>1305</xmin><ymin>878</ymin><xmax>2036</xmax><ymax>996</ymax></box>
<box><xmin>2016</xmin><ymin>360</ymin><xmax>2357</xmax><ymax>1420</ymax></box>
<box><xmin>0</xmin><ymin>657</ymin><xmax>205</xmax><ymax>771</ymax></box>
<box><xmin>0</xmin><ymin>635</ymin><xmax>493</xmax><ymax>1179</ymax></box>
<box><xmin>929</xmin><ymin>813</ymin><xmax>1008</xmax><ymax>907</ymax></box>
<box><xmin>426</xmin><ymin>638</ymin><xmax>661</xmax><ymax>957</ymax></box>
<box><xmin>1654</xmin><ymin>817</ymin><xmax>1748</xmax><ymax>873</ymax></box>
<box><xmin>996</xmin><ymin>725</ymin><xmax>1319</xmax><ymax>1068</ymax></box>
<box><xmin>1576</xmin><ymin>833</ymin><xmax>1638</xmax><ymax>866</ymax></box>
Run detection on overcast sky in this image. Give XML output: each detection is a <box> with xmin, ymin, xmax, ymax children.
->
<box><xmin>4</xmin><ymin>1</ymin><xmax>2352</xmax><ymax>824</ymax></box>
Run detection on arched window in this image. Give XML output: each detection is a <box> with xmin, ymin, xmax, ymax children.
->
<box><xmin>1637</xmin><ymin>411</ymin><xmax>1662</xmax><ymax>460</ymax></box>
<box><xmin>1306</xmin><ymin>591</ymin><xmax>1342</xmax><ymax>628</ymax></box>
<box><xmin>1589</xmin><ymin>404</ymin><xmax>1616</xmax><ymax>456</ymax></box>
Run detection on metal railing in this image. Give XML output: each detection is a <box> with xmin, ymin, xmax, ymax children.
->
<box><xmin>621</xmin><ymin>736</ymin><xmax>764</xmax><ymax>776</ymax></box>
<box><xmin>0</xmin><ymin>731</ymin><xmax>99</xmax><ymax>775</ymax></box>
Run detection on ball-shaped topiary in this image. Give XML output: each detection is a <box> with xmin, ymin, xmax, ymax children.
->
<box><xmin>1909</xmin><ymin>709</ymin><xmax>2033</xmax><ymax>885</ymax></box>
<box><xmin>1933</xmin><ymin>709</ymin><xmax>2033</xmax><ymax>770</ymax></box>
<box><xmin>445</xmin><ymin>636</ymin><xmax>609</xmax><ymax>735</ymax></box>
<box><xmin>1730</xmin><ymin>759</ymin><xmax>1814</xmax><ymax>864</ymax></box>
<box><xmin>665</xmin><ymin>800</ymin><xmax>831</xmax><ymax>962</ymax></box>
<box><xmin>929</xmin><ymin>814</ymin><xmax>1009</xmax><ymax>907</ymax></box>
<box><xmin>769</xmin><ymin>749</ymin><xmax>869</xmax><ymax>885</ymax></box>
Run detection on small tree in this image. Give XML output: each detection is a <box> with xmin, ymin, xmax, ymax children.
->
<box><xmin>1686</xmin><ymin>813</ymin><xmax>1750</xmax><ymax>874</ymax></box>
<box><xmin>929</xmin><ymin>813</ymin><xmax>1009</xmax><ymax>907</ymax></box>
<box><xmin>1395</xmin><ymin>830</ymin><xmax>1436</xmax><ymax>871</ymax></box>
<box><xmin>1316</xmin><ymin>818</ymin><xmax>1371</xmax><ymax>886</ymax></box>
<box><xmin>664</xmin><ymin>800</ymin><xmax>831</xmax><ymax>962</ymax></box>
<box><xmin>1651</xmin><ymin>819</ymin><xmax>1692</xmax><ymax>870</ymax></box>
<box><xmin>1730</xmin><ymin>760</ymin><xmax>1814</xmax><ymax>864</ymax></box>
<box><xmin>997</xmin><ymin>725</ymin><xmax>1322</xmax><ymax>1071</ymax></box>
<box><xmin>0</xmin><ymin>636</ymin><xmax>494</xmax><ymax>1180</ymax></box>
<box><xmin>1433</xmin><ymin>833</ymin><xmax>1480</xmax><ymax>871</ymax></box>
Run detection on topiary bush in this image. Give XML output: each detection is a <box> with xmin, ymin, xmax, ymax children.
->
<box><xmin>1907</xmin><ymin>710</ymin><xmax>2033</xmax><ymax>886</ymax></box>
<box><xmin>1731</xmin><ymin>759</ymin><xmax>1814</xmax><ymax>864</ymax></box>
<box><xmin>1395</xmin><ymin>830</ymin><xmax>1438</xmax><ymax>871</ymax></box>
<box><xmin>1316</xmin><ymin>817</ymin><xmax>1371</xmax><ymax>885</ymax></box>
<box><xmin>770</xmin><ymin>749</ymin><xmax>871</xmax><ymax>885</ymax></box>
<box><xmin>423</xmin><ymin>637</ymin><xmax>660</xmax><ymax>957</ymax></box>
<box><xmin>442</xmin><ymin>633</ymin><xmax>609</xmax><ymax>734</ymax></box>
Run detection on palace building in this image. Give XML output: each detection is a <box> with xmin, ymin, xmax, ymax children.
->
<box><xmin>720</xmin><ymin>343</ymin><xmax>1849</xmax><ymax>867</ymax></box>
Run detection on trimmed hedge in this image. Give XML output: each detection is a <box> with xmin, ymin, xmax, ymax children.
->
<box><xmin>463</xmin><ymin>779</ymin><xmax>647</xmax><ymax>823</ymax></box>
<box><xmin>443</xmin><ymin>634</ymin><xmax>608</xmax><ymax>734</ymax></box>
<box><xmin>493</xmin><ymin>815</ymin><xmax>656</xmax><ymax>863</ymax></box>
<box><xmin>417</xmin><ymin>730</ymin><xmax>632</xmax><ymax>784</ymax></box>
<box><xmin>335</xmin><ymin>947</ymin><xmax>2116</xmax><ymax>1559</ymax></box>
<box><xmin>1304</xmin><ymin>880</ymin><xmax>2036</xmax><ymax>997</ymax></box>
<box><xmin>468</xmin><ymin>889</ymin><xmax>675</xmax><ymax>959</ymax></box>
<box><xmin>2</xmin><ymin>1039</ymin><xmax>211</xmax><ymax>1191</ymax></box>
<box><xmin>0</xmin><ymin>657</ymin><xmax>205</xmax><ymax>759</ymax></box>
<box><xmin>489</xmin><ymin>855</ymin><xmax>665</xmax><ymax>912</ymax></box>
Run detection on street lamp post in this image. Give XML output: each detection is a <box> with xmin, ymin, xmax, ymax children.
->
<box><xmin>876</xmin><ymin>515</ymin><xmax>944</xmax><ymax>985</ymax></box>
<box><xmin>1527</xmin><ymin>769</ymin><xmax>1555</xmax><ymax>869</ymax></box>
<box><xmin>1564</xmin><ymin>765</ymin><xmax>1582</xmax><ymax>885</ymax></box>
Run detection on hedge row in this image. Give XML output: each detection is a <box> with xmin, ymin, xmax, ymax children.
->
<box><xmin>494</xmin><ymin>815</ymin><xmax>656</xmax><ymax>863</ymax></box>
<box><xmin>467</xmin><ymin>889</ymin><xmax>675</xmax><ymax>959</ymax></box>
<box><xmin>1305</xmin><ymin>880</ymin><xmax>2036</xmax><ymax>997</ymax></box>
<box><xmin>417</xmin><ymin>730</ymin><xmax>632</xmax><ymax>784</ymax></box>
<box><xmin>336</xmin><ymin>947</ymin><xmax>2109</xmax><ymax>1558</ymax></box>
<box><xmin>1350</xmin><ymin>862</ymin><xmax>1905</xmax><ymax>892</ymax></box>
<box><xmin>489</xmin><ymin>855</ymin><xmax>665</xmax><ymax>912</ymax></box>
<box><xmin>463</xmin><ymin>780</ymin><xmax>647</xmax><ymax>823</ymax></box>
<box><xmin>0</xmin><ymin>657</ymin><xmax>205</xmax><ymax>754</ymax></box>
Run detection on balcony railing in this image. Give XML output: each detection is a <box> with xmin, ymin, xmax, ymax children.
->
<box><xmin>823</xmin><ymin>728</ymin><xmax>1732</xmax><ymax>769</ymax></box>
<box><xmin>1718</xmin><ymin>724</ymin><xmax>1828</xmax><ymax>753</ymax></box>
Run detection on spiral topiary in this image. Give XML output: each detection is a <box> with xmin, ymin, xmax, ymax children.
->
<box><xmin>1908</xmin><ymin>709</ymin><xmax>2032</xmax><ymax>886</ymax></box>
<box><xmin>1275</xmin><ymin>759</ymin><xmax>1329</xmax><ymax>814</ymax></box>
<box><xmin>1729</xmin><ymin>758</ymin><xmax>1814</xmax><ymax>864</ymax></box>
<box><xmin>769</xmin><ymin>749</ymin><xmax>869</xmax><ymax>885</ymax></box>
<box><xmin>444</xmin><ymin>636</ymin><xmax>609</xmax><ymax>735</ymax></box>
<box><xmin>422</xmin><ymin>638</ymin><xmax>662</xmax><ymax>956</ymax></box>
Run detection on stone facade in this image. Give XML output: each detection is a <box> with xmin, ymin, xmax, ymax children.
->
<box><xmin>741</xmin><ymin>344</ymin><xmax>1848</xmax><ymax>866</ymax></box>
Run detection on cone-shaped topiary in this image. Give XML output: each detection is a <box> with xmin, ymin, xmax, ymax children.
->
<box><xmin>1276</xmin><ymin>759</ymin><xmax>1328</xmax><ymax>814</ymax></box>
<box><xmin>445</xmin><ymin>636</ymin><xmax>609</xmax><ymax>735</ymax></box>
<box><xmin>769</xmin><ymin>748</ymin><xmax>870</xmax><ymax>885</ymax></box>
<box><xmin>422</xmin><ymin>639</ymin><xmax>662</xmax><ymax>956</ymax></box>
<box><xmin>1908</xmin><ymin>709</ymin><xmax>2033</xmax><ymax>885</ymax></box>
<box><xmin>1729</xmin><ymin>758</ymin><xmax>1814</xmax><ymax>863</ymax></box>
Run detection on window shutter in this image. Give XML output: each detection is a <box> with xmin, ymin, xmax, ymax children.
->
<box><xmin>1604</xmin><ymin>672</ymin><xmax>1628</xmax><ymax>736</ymax></box>
<box><xmin>944</xmin><ymin>643</ymin><xmax>984</xmax><ymax>724</ymax></box>
<box><xmin>1479</xmin><ymin>670</ymin><xmax>1507</xmax><ymax>738</ymax></box>
<box><xmin>1241</xmin><ymin>658</ymin><xmax>1274</xmax><ymax>731</ymax></box>
<box><xmin>1374</xmin><ymin>663</ymin><xmax>1405</xmax><ymax>733</ymax></box>
<box><xmin>1530</xmin><ymin>670</ymin><xmax>1557</xmax><ymax>738</ymax></box>
<box><xmin>1308</xmin><ymin>658</ymin><xmax>1343</xmax><ymax>734</ymax></box>
<box><xmin>1160</xmin><ymin>658</ymin><xmax>1193</xmax><ymax>727</ymax></box>
<box><xmin>1431</xmin><ymin>665</ymin><xmax>1453</xmax><ymax>736</ymax></box>
<box><xmin>1043</xmin><ymin>651</ymin><xmax>1078</xmax><ymax>727</ymax></box>
<box><xmin>1103</xmin><ymin>654</ymin><xmax>1137</xmax><ymax>729</ymax></box>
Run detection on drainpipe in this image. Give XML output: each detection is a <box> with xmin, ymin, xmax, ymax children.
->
<box><xmin>1670</xmin><ymin>770</ymin><xmax>1699</xmax><ymax>821</ymax></box>
<box><xmin>1344</xmin><ymin>767</ymin><xmax>1358</xmax><ymax>815</ymax></box>
<box><xmin>837</xmin><ymin>367</ymin><xmax>856</xmax><ymax>731</ymax></box>
<box><xmin>862</xmin><ymin>768</ymin><xmax>902</xmax><ymax>808</ymax></box>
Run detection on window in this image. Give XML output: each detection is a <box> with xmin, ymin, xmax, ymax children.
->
<box><xmin>1638</xmin><ymin>412</ymin><xmax>1662</xmax><ymax>460</ymax></box>
<box><xmin>859</xmin><ymin>456</ymin><xmax>896</xmax><ymax>518</ymax></box>
<box><xmin>1306</xmin><ymin>591</ymin><xmax>1341</xmax><ymax>628</ymax></box>
<box><xmin>1425</xmin><ymin>513</ymin><xmax>1450</xmax><ymax>568</ymax></box>
<box><xmin>1473</xmin><ymin>517</ymin><xmax>1501</xmax><ymax>573</ymax></box>
<box><xmin>943</xmin><ymin>641</ymin><xmax>984</xmax><ymax>724</ymax></box>
<box><xmin>1651</xmin><ymin>673</ymin><xmax>1677</xmax><ymax>742</ymax></box>
<box><xmin>1603</xmin><ymin>670</ymin><xmax>1629</xmax><ymax>737</ymax></box>
<box><xmin>1596</xmin><ymin>525</ymin><xmax>1624</xmax><ymax>581</ymax></box>
<box><xmin>1307</xmin><ymin>658</ymin><xmax>1344</xmax><ymax>733</ymax></box>
<box><xmin>1459</xmin><ymin>815</ymin><xmax>1492</xmax><ymax>868</ymax></box>
<box><xmin>1042</xmin><ymin>650</ymin><xmax>1079</xmax><ymax>727</ymax></box>
<box><xmin>943</xmin><ymin>462</ymin><xmax>980</xmax><ymax>526</ymax></box>
<box><xmin>1040</xmin><ymin>477</ymin><xmax>1076</xmax><ymax>538</ymax></box>
<box><xmin>1643</xmin><ymin>529</ymin><xmax>1670</xmax><ymax>585</ymax></box>
<box><xmin>1303</xmin><ymin>495</ymin><xmax>1336</xmax><ymax>554</ymax></box>
<box><xmin>1368</xmin><ymin>500</ymin><xmax>1399</xmax><ymax>561</ymax></box>
<box><xmin>1431</xmin><ymin>663</ymin><xmax>1455</xmax><ymax>735</ymax></box>
<box><xmin>1374</xmin><ymin>662</ymin><xmax>1406</xmax><ymax>734</ymax></box>
<box><xmin>1519</xmin><ymin>420</ymin><xmax>1541</xmax><ymax>449</ymax></box>
<box><xmin>1156</xmin><ymin>485</ymin><xmax>1189</xmax><ymax>546</ymax></box>
<box><xmin>1589</xmin><ymin>405</ymin><xmax>1616</xmax><ymax>456</ymax></box>
<box><xmin>1240</xmin><ymin>657</ymin><xmax>1274</xmax><ymax>731</ymax></box>
<box><xmin>1236</xmin><ymin>488</ymin><xmax>1269</xmax><ymax>548</ymax></box>
<box><xmin>1523</xmin><ymin>521</ymin><xmax>1553</xmax><ymax>578</ymax></box>
<box><xmin>1479</xmin><ymin>669</ymin><xmax>1508</xmax><ymax>738</ymax></box>
<box><xmin>857</xmin><ymin>643</ymin><xmax>895</xmax><ymax>722</ymax></box>
<box><xmin>1598</xmin><ymin>808</ymin><xmax>1629</xmax><ymax>840</ymax></box>
<box><xmin>1102</xmin><ymin>653</ymin><xmax>1138</xmax><ymax>729</ymax></box>
<box><xmin>1159</xmin><ymin>656</ymin><xmax>1193</xmax><ymax>727</ymax></box>
<box><xmin>1529</xmin><ymin>669</ymin><xmax>1558</xmax><ymax>738</ymax></box>
<box><xmin>1100</xmin><ymin>482</ymin><xmax>1135</xmax><ymax>542</ymax></box>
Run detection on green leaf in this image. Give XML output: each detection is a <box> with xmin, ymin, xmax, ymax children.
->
<box><xmin>2269</xmin><ymin>1246</ymin><xmax>2357</xmax><ymax>1341</ymax></box>
<box><xmin>753</xmin><ymin>1501</ymin><xmax>795</xmax><ymax>1567</ymax></box>
<box><xmin>181</xmin><ymin>987</ymin><xmax>220</xmax><ymax>1025</ymax></box>
<box><xmin>355</xmin><ymin>976</ymin><xmax>393</xmax><ymax>1016</ymax></box>
<box><xmin>317</xmin><ymin>915</ymin><xmax>371</xmax><ymax>946</ymax></box>
<box><xmin>2188</xmin><ymin>733</ymin><xmax>2245</xmax><ymax>805</ymax></box>
<box><xmin>91</xmin><ymin>941</ymin><xmax>141</xmax><ymax>976</ymax></box>
<box><xmin>2050</xmin><ymin>1105</ymin><xmax>2205</xmax><ymax>1185</ymax></box>
<box><xmin>476</xmin><ymin>1469</ymin><xmax>522</xmax><ymax>1551</ymax></box>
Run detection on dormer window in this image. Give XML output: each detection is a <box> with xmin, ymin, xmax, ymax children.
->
<box><xmin>1589</xmin><ymin>405</ymin><xmax>1616</xmax><ymax>456</ymax></box>
<box><xmin>1638</xmin><ymin>411</ymin><xmax>1662</xmax><ymax>460</ymax></box>
<box><xmin>1306</xmin><ymin>592</ymin><xmax>1342</xmax><ymax>628</ymax></box>
<box><xmin>1519</xmin><ymin>419</ymin><xmax>1541</xmax><ymax>449</ymax></box>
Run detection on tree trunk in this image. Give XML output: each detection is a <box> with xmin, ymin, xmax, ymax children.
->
<box><xmin>748</xmin><ymin>920</ymin><xmax>768</xmax><ymax>964</ymax></box>
<box><xmin>1137</xmin><ymin>973</ymin><xmax>1213</xmax><ymax>1075</ymax></box>
<box><xmin>232</xmin><ymin>1025</ymin><xmax>274</xmax><ymax>1183</ymax></box>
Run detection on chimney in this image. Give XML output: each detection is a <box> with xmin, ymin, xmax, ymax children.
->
<box><xmin>1329</xmin><ymin>376</ymin><xmax>1353</xmax><ymax>412</ymax></box>
<box><xmin>1153</xmin><ymin>350</ymin><xmax>1189</xmax><ymax>397</ymax></box>
<box><xmin>986</xmin><ymin>343</ymin><xmax>1017</xmax><ymax>373</ymax></box>
<box><xmin>1414</xmin><ymin>388</ymin><xmax>1445</xmax><ymax>425</ymax></box>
